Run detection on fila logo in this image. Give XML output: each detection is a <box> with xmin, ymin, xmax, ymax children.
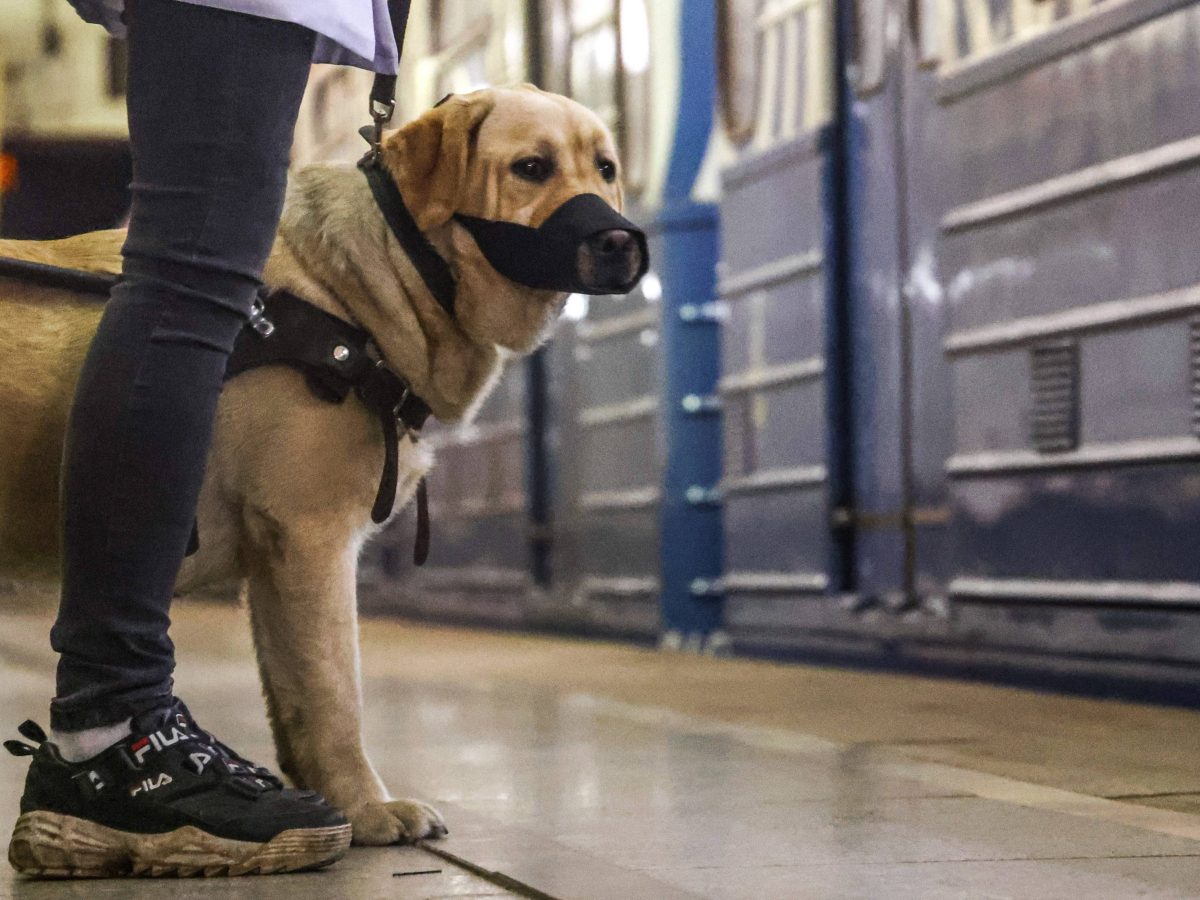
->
<box><xmin>189</xmin><ymin>751</ymin><xmax>213</xmax><ymax>775</ymax></box>
<box><xmin>130</xmin><ymin>726</ymin><xmax>191</xmax><ymax>764</ymax></box>
<box><xmin>129</xmin><ymin>773</ymin><xmax>173</xmax><ymax>796</ymax></box>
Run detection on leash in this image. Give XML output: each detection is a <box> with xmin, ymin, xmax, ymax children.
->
<box><xmin>353</xmin><ymin>0</ymin><xmax>436</xmax><ymax>565</ymax></box>
<box><xmin>357</xmin><ymin>0</ymin><xmax>458</xmax><ymax>321</ymax></box>
<box><xmin>0</xmin><ymin>257</ymin><xmax>115</xmax><ymax>297</ymax></box>
<box><xmin>365</xmin><ymin>0</ymin><xmax>414</xmax><ymax>163</ymax></box>
<box><xmin>358</xmin><ymin>157</ymin><xmax>457</xmax><ymax>319</ymax></box>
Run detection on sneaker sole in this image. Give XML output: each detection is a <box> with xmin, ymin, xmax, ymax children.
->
<box><xmin>8</xmin><ymin>810</ymin><xmax>352</xmax><ymax>878</ymax></box>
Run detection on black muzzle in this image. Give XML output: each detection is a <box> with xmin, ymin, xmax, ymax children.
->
<box><xmin>454</xmin><ymin>193</ymin><xmax>649</xmax><ymax>295</ymax></box>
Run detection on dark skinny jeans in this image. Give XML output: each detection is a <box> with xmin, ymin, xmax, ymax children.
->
<box><xmin>49</xmin><ymin>0</ymin><xmax>316</xmax><ymax>731</ymax></box>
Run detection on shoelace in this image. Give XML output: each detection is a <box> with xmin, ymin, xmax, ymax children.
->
<box><xmin>192</xmin><ymin>727</ymin><xmax>283</xmax><ymax>790</ymax></box>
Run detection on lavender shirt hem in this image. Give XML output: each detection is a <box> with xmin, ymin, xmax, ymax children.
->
<box><xmin>67</xmin><ymin>0</ymin><xmax>399</xmax><ymax>74</ymax></box>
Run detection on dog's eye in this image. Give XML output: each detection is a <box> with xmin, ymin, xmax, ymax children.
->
<box><xmin>512</xmin><ymin>157</ymin><xmax>553</xmax><ymax>182</ymax></box>
<box><xmin>597</xmin><ymin>158</ymin><xmax>617</xmax><ymax>183</ymax></box>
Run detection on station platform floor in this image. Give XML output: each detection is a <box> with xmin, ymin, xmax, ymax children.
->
<box><xmin>1</xmin><ymin>584</ymin><xmax>1200</xmax><ymax>899</ymax></box>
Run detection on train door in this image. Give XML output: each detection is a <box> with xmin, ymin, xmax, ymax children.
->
<box><xmin>843</xmin><ymin>0</ymin><xmax>953</xmax><ymax>610</ymax></box>
<box><xmin>714</xmin><ymin>0</ymin><xmax>852</xmax><ymax>649</ymax></box>
<box><xmin>850</xmin><ymin>0</ymin><xmax>1200</xmax><ymax>666</ymax></box>
<box><xmin>936</xmin><ymin>1</ymin><xmax>1200</xmax><ymax>664</ymax></box>
<box><xmin>537</xmin><ymin>0</ymin><xmax>666</xmax><ymax>638</ymax></box>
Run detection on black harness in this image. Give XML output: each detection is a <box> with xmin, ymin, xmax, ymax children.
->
<box><xmin>227</xmin><ymin>289</ymin><xmax>435</xmax><ymax>563</ymax></box>
<box><xmin>0</xmin><ymin>256</ymin><xmax>438</xmax><ymax>566</ymax></box>
<box><xmin>219</xmin><ymin>1</ymin><xmax>444</xmax><ymax>562</ymax></box>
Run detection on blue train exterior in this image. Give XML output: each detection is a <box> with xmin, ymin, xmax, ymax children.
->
<box><xmin>361</xmin><ymin>0</ymin><xmax>1200</xmax><ymax>695</ymax></box>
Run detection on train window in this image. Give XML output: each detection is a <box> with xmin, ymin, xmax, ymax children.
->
<box><xmin>427</xmin><ymin>1</ymin><xmax>529</xmax><ymax>102</ymax></box>
<box><xmin>717</xmin><ymin>0</ymin><xmax>761</xmax><ymax>144</ymax></box>
<box><xmin>566</xmin><ymin>0</ymin><xmax>620</xmax><ymax>127</ymax></box>
<box><xmin>291</xmin><ymin>66</ymin><xmax>377</xmax><ymax>166</ymax></box>
<box><xmin>938</xmin><ymin>0</ymin><xmax>1105</xmax><ymax>64</ymax></box>
<box><xmin>847</xmin><ymin>0</ymin><xmax>887</xmax><ymax>95</ymax></box>
<box><xmin>720</xmin><ymin>0</ymin><xmax>835</xmax><ymax>147</ymax></box>
<box><xmin>434</xmin><ymin>0</ymin><xmax>481</xmax><ymax>49</ymax></box>
<box><xmin>430</xmin><ymin>0</ymin><xmax>493</xmax><ymax>95</ymax></box>
<box><xmin>761</xmin><ymin>0</ymin><xmax>835</xmax><ymax>146</ymax></box>
<box><xmin>619</xmin><ymin>0</ymin><xmax>651</xmax><ymax>191</ymax></box>
<box><xmin>540</xmin><ymin>0</ymin><xmax>650</xmax><ymax>192</ymax></box>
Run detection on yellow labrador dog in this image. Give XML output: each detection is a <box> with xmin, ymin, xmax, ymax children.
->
<box><xmin>0</xmin><ymin>86</ymin><xmax>644</xmax><ymax>844</ymax></box>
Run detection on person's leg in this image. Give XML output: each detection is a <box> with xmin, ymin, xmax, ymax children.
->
<box><xmin>6</xmin><ymin>4</ymin><xmax>356</xmax><ymax>878</ymax></box>
<box><xmin>49</xmin><ymin>0</ymin><xmax>315</xmax><ymax>734</ymax></box>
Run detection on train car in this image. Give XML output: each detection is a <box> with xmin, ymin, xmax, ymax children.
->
<box><xmin>361</xmin><ymin>0</ymin><xmax>1200</xmax><ymax>695</ymax></box>
<box><xmin>539</xmin><ymin>0</ymin><xmax>724</xmax><ymax>643</ymax></box>
<box><xmin>702</xmin><ymin>0</ymin><xmax>1200</xmax><ymax>690</ymax></box>
<box><xmin>849</xmin><ymin>0</ymin><xmax>1200</xmax><ymax>684</ymax></box>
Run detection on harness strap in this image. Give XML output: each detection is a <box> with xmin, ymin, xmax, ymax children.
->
<box><xmin>0</xmin><ymin>263</ymin><xmax>436</xmax><ymax>564</ymax></box>
<box><xmin>225</xmin><ymin>290</ymin><xmax>434</xmax><ymax>561</ymax></box>
<box><xmin>413</xmin><ymin>478</ymin><xmax>430</xmax><ymax>566</ymax></box>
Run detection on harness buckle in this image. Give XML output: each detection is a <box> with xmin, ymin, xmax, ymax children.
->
<box><xmin>378</xmin><ymin>364</ymin><xmax>410</xmax><ymax>420</ymax></box>
<box><xmin>248</xmin><ymin>296</ymin><xmax>275</xmax><ymax>338</ymax></box>
<box><xmin>371</xmin><ymin>97</ymin><xmax>395</xmax><ymax>124</ymax></box>
<box><xmin>365</xmin><ymin>359</ymin><xmax>419</xmax><ymax>439</ymax></box>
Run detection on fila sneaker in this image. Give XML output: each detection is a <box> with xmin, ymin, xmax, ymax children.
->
<box><xmin>5</xmin><ymin>698</ymin><xmax>351</xmax><ymax>878</ymax></box>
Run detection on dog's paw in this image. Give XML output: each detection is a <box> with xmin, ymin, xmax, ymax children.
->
<box><xmin>348</xmin><ymin>798</ymin><xmax>448</xmax><ymax>845</ymax></box>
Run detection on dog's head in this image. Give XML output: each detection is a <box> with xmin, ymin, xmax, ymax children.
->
<box><xmin>379</xmin><ymin>85</ymin><xmax>645</xmax><ymax>351</ymax></box>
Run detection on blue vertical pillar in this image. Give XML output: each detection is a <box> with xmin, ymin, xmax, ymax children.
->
<box><xmin>657</xmin><ymin>0</ymin><xmax>723</xmax><ymax>646</ymax></box>
<box><xmin>658</xmin><ymin>203</ymin><xmax>722</xmax><ymax>643</ymax></box>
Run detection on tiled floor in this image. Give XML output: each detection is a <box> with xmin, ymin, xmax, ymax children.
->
<box><xmin>2</xmin><ymin>586</ymin><xmax>1200</xmax><ymax>898</ymax></box>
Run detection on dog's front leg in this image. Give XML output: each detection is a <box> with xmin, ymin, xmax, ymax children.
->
<box><xmin>242</xmin><ymin>514</ymin><xmax>446</xmax><ymax>845</ymax></box>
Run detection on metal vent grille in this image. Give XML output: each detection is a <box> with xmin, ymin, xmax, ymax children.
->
<box><xmin>1191</xmin><ymin>317</ymin><xmax>1200</xmax><ymax>438</ymax></box>
<box><xmin>1030</xmin><ymin>340</ymin><xmax>1079</xmax><ymax>454</ymax></box>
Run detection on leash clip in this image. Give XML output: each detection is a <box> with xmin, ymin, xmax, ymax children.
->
<box><xmin>368</xmin><ymin>97</ymin><xmax>395</xmax><ymax>164</ymax></box>
<box><xmin>248</xmin><ymin>296</ymin><xmax>275</xmax><ymax>338</ymax></box>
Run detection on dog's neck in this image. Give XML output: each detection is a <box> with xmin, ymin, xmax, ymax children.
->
<box><xmin>263</xmin><ymin>165</ymin><xmax>503</xmax><ymax>423</ymax></box>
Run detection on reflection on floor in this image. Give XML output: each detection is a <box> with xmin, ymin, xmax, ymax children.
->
<box><xmin>2</xmin><ymin>585</ymin><xmax>1200</xmax><ymax>899</ymax></box>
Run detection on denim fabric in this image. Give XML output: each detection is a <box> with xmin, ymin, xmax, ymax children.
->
<box><xmin>49</xmin><ymin>0</ymin><xmax>316</xmax><ymax>731</ymax></box>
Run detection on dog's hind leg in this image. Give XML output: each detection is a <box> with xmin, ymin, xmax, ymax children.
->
<box><xmin>240</xmin><ymin>512</ymin><xmax>447</xmax><ymax>845</ymax></box>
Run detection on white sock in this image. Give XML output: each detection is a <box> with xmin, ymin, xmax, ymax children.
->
<box><xmin>53</xmin><ymin>718</ymin><xmax>133</xmax><ymax>763</ymax></box>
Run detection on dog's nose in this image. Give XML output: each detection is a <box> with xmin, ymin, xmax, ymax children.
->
<box><xmin>595</xmin><ymin>229</ymin><xmax>637</xmax><ymax>258</ymax></box>
<box><xmin>580</xmin><ymin>228</ymin><xmax>646</xmax><ymax>293</ymax></box>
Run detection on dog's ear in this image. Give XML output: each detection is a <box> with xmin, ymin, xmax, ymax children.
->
<box><xmin>380</xmin><ymin>92</ymin><xmax>495</xmax><ymax>231</ymax></box>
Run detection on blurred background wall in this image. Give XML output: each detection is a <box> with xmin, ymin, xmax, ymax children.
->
<box><xmin>0</xmin><ymin>0</ymin><xmax>129</xmax><ymax>237</ymax></box>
